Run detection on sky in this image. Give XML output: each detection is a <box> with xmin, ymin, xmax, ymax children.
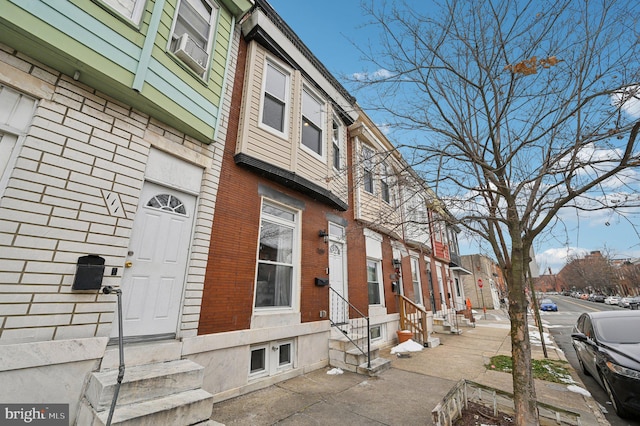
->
<box><xmin>266</xmin><ymin>0</ymin><xmax>640</xmax><ymax>273</ymax></box>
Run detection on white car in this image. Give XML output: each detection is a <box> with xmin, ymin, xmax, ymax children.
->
<box><xmin>604</xmin><ymin>296</ymin><xmax>620</xmax><ymax>305</ymax></box>
<box><xmin>619</xmin><ymin>297</ymin><xmax>635</xmax><ymax>308</ymax></box>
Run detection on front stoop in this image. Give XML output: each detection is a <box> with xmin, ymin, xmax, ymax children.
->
<box><xmin>432</xmin><ymin>318</ymin><xmax>463</xmax><ymax>335</ymax></box>
<box><xmin>425</xmin><ymin>336</ymin><xmax>440</xmax><ymax>348</ymax></box>
<box><xmin>329</xmin><ymin>333</ymin><xmax>391</xmax><ymax>376</ymax></box>
<box><xmin>77</xmin><ymin>359</ymin><xmax>214</xmax><ymax>426</ymax></box>
<box><xmin>356</xmin><ymin>357</ymin><xmax>392</xmax><ymax>376</ymax></box>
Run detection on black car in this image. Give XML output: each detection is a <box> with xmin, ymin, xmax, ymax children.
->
<box><xmin>571</xmin><ymin>311</ymin><xmax>640</xmax><ymax>418</ymax></box>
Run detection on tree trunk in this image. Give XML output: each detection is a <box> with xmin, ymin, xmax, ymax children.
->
<box><xmin>508</xmin><ymin>245</ymin><xmax>539</xmax><ymax>425</ymax></box>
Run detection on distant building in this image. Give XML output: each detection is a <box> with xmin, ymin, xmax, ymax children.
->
<box><xmin>460</xmin><ymin>254</ymin><xmax>505</xmax><ymax>309</ymax></box>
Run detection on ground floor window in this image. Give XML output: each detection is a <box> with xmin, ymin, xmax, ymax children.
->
<box><xmin>249</xmin><ymin>339</ymin><xmax>294</xmax><ymax>379</ymax></box>
<box><xmin>411</xmin><ymin>257</ymin><xmax>423</xmax><ymax>305</ymax></box>
<box><xmin>370</xmin><ymin>325</ymin><xmax>382</xmax><ymax>341</ymax></box>
<box><xmin>367</xmin><ymin>259</ymin><xmax>383</xmax><ymax>305</ymax></box>
<box><xmin>255</xmin><ymin>201</ymin><xmax>298</xmax><ymax>308</ymax></box>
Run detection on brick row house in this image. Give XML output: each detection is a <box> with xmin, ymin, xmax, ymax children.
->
<box><xmin>0</xmin><ymin>0</ymin><xmax>470</xmax><ymax>424</ymax></box>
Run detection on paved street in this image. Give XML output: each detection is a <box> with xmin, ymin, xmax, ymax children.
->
<box><xmin>541</xmin><ymin>295</ymin><xmax>640</xmax><ymax>426</ymax></box>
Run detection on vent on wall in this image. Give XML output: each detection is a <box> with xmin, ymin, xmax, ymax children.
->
<box><xmin>103</xmin><ymin>190</ymin><xmax>126</xmax><ymax>218</ymax></box>
<box><xmin>173</xmin><ymin>33</ymin><xmax>208</xmax><ymax>76</ymax></box>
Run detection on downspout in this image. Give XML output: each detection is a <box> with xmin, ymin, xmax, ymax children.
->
<box><xmin>132</xmin><ymin>0</ymin><xmax>166</xmax><ymax>92</ymax></box>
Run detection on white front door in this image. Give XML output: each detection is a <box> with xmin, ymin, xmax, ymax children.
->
<box><xmin>113</xmin><ymin>181</ymin><xmax>195</xmax><ymax>338</ymax></box>
<box><xmin>328</xmin><ymin>224</ymin><xmax>348</xmax><ymax>333</ymax></box>
<box><xmin>453</xmin><ymin>276</ymin><xmax>465</xmax><ymax>309</ymax></box>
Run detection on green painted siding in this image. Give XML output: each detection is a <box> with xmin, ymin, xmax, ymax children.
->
<box><xmin>0</xmin><ymin>0</ymin><xmax>250</xmax><ymax>143</ymax></box>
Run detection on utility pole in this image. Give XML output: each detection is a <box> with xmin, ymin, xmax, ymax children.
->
<box><xmin>478</xmin><ymin>278</ymin><xmax>486</xmax><ymax>319</ymax></box>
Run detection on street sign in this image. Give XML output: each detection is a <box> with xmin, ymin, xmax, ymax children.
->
<box><xmin>477</xmin><ymin>279</ymin><xmax>483</xmax><ymax>288</ymax></box>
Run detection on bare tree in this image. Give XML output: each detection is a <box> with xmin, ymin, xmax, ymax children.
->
<box><xmin>353</xmin><ymin>0</ymin><xmax>640</xmax><ymax>423</ymax></box>
<box><xmin>559</xmin><ymin>250</ymin><xmax>617</xmax><ymax>294</ymax></box>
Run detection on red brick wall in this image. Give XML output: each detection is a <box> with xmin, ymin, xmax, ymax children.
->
<box><xmin>198</xmin><ymin>36</ymin><xmax>345</xmax><ymax>334</ymax></box>
<box><xmin>199</xmin><ymin>34</ymin><xmax>254</xmax><ymax>334</ymax></box>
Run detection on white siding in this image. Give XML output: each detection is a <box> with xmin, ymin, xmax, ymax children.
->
<box><xmin>0</xmin><ymin>49</ymin><xmax>222</xmax><ymax>344</ymax></box>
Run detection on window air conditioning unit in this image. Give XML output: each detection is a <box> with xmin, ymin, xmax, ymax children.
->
<box><xmin>173</xmin><ymin>33</ymin><xmax>208</xmax><ymax>75</ymax></box>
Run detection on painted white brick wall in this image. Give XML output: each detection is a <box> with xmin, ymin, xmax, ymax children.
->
<box><xmin>0</xmin><ymin>48</ymin><xmax>223</xmax><ymax>345</ymax></box>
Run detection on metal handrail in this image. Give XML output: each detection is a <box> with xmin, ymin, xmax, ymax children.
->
<box><xmin>328</xmin><ymin>286</ymin><xmax>371</xmax><ymax>368</ymax></box>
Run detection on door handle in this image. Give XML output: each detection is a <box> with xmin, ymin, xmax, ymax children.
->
<box><xmin>125</xmin><ymin>261</ymin><xmax>133</xmax><ymax>268</ymax></box>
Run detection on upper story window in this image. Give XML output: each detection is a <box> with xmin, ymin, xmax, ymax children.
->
<box><xmin>448</xmin><ymin>228</ymin><xmax>459</xmax><ymax>253</ymax></box>
<box><xmin>99</xmin><ymin>0</ymin><xmax>146</xmax><ymax>24</ymax></box>
<box><xmin>381</xmin><ymin>163</ymin><xmax>390</xmax><ymax>203</ymax></box>
<box><xmin>433</xmin><ymin>217</ymin><xmax>443</xmax><ymax>242</ymax></box>
<box><xmin>169</xmin><ymin>0</ymin><xmax>218</xmax><ymax>77</ymax></box>
<box><xmin>301</xmin><ymin>87</ymin><xmax>324</xmax><ymax>158</ymax></box>
<box><xmin>408</xmin><ymin>194</ymin><xmax>427</xmax><ymax>223</ymax></box>
<box><xmin>255</xmin><ymin>201</ymin><xmax>299</xmax><ymax>309</ymax></box>
<box><xmin>362</xmin><ymin>145</ymin><xmax>374</xmax><ymax>194</ymax></box>
<box><xmin>260</xmin><ymin>61</ymin><xmax>290</xmax><ymax>135</ymax></box>
<box><xmin>332</xmin><ymin>116</ymin><xmax>343</xmax><ymax>170</ymax></box>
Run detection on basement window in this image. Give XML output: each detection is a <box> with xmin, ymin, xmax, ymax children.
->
<box><xmin>249</xmin><ymin>340</ymin><xmax>294</xmax><ymax>380</ymax></box>
<box><xmin>370</xmin><ymin>325</ymin><xmax>382</xmax><ymax>341</ymax></box>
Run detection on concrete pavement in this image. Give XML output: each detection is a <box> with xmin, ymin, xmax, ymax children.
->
<box><xmin>210</xmin><ymin>309</ymin><xmax>608</xmax><ymax>425</ymax></box>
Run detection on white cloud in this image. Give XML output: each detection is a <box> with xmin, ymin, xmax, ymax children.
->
<box><xmin>536</xmin><ymin>246</ymin><xmax>589</xmax><ymax>274</ymax></box>
<box><xmin>352</xmin><ymin>68</ymin><xmax>393</xmax><ymax>82</ymax></box>
<box><xmin>612</xmin><ymin>86</ymin><xmax>640</xmax><ymax>118</ymax></box>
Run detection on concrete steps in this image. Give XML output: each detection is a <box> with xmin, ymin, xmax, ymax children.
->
<box><xmin>329</xmin><ymin>333</ymin><xmax>391</xmax><ymax>376</ymax></box>
<box><xmin>85</xmin><ymin>359</ymin><xmax>205</xmax><ymax>411</ymax></box>
<box><xmin>78</xmin><ymin>346</ymin><xmax>213</xmax><ymax>426</ymax></box>
<box><xmin>79</xmin><ymin>388</ymin><xmax>213</xmax><ymax>426</ymax></box>
<box><xmin>432</xmin><ymin>317</ymin><xmax>463</xmax><ymax>334</ymax></box>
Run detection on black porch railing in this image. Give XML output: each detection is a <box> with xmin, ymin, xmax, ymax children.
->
<box><xmin>328</xmin><ymin>286</ymin><xmax>371</xmax><ymax>369</ymax></box>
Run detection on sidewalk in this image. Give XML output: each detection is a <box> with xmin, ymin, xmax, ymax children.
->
<box><xmin>209</xmin><ymin>309</ymin><xmax>608</xmax><ymax>425</ymax></box>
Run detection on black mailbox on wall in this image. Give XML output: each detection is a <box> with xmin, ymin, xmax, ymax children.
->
<box><xmin>315</xmin><ymin>277</ymin><xmax>329</xmax><ymax>287</ymax></box>
<box><xmin>72</xmin><ymin>255</ymin><xmax>105</xmax><ymax>291</ymax></box>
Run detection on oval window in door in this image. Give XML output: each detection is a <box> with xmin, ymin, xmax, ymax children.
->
<box><xmin>146</xmin><ymin>193</ymin><xmax>187</xmax><ymax>215</ymax></box>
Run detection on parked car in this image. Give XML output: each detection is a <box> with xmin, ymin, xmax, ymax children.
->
<box><xmin>592</xmin><ymin>294</ymin><xmax>605</xmax><ymax>303</ymax></box>
<box><xmin>580</xmin><ymin>293</ymin><xmax>589</xmax><ymax>300</ymax></box>
<box><xmin>604</xmin><ymin>296</ymin><xmax>620</xmax><ymax>305</ymax></box>
<box><xmin>619</xmin><ymin>297</ymin><xmax>635</xmax><ymax>308</ymax></box>
<box><xmin>571</xmin><ymin>311</ymin><xmax>640</xmax><ymax>418</ymax></box>
<box><xmin>539</xmin><ymin>299</ymin><xmax>558</xmax><ymax>312</ymax></box>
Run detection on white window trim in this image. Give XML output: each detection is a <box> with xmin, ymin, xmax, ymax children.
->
<box><xmin>253</xmin><ymin>199</ymin><xmax>300</xmax><ymax>313</ymax></box>
<box><xmin>248</xmin><ymin>343</ymin><xmax>269</xmax><ymax>379</ymax></box>
<box><xmin>410</xmin><ymin>256</ymin><xmax>424</xmax><ymax>306</ymax></box>
<box><xmin>300</xmin><ymin>85</ymin><xmax>326</xmax><ymax>162</ymax></box>
<box><xmin>0</xmin><ymin>86</ymin><xmax>38</xmax><ymax>196</ymax></box>
<box><xmin>332</xmin><ymin>115</ymin><xmax>343</xmax><ymax>171</ymax></box>
<box><xmin>367</xmin><ymin>258</ymin><xmax>385</xmax><ymax>307</ymax></box>
<box><xmin>362</xmin><ymin>144</ymin><xmax>375</xmax><ymax>194</ymax></box>
<box><xmin>258</xmin><ymin>57</ymin><xmax>291</xmax><ymax>139</ymax></box>
<box><xmin>96</xmin><ymin>0</ymin><xmax>147</xmax><ymax>24</ymax></box>
<box><xmin>370</xmin><ymin>324</ymin><xmax>383</xmax><ymax>342</ymax></box>
<box><xmin>249</xmin><ymin>339</ymin><xmax>295</xmax><ymax>380</ymax></box>
<box><xmin>381</xmin><ymin>163</ymin><xmax>390</xmax><ymax>204</ymax></box>
<box><xmin>167</xmin><ymin>0</ymin><xmax>218</xmax><ymax>78</ymax></box>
